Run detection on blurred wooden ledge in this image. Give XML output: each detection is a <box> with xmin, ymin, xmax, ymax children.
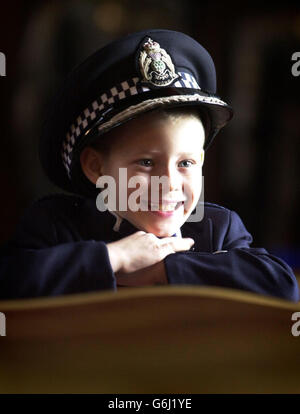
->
<box><xmin>0</xmin><ymin>286</ymin><xmax>300</xmax><ymax>393</ymax></box>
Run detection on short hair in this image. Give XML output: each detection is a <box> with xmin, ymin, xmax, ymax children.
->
<box><xmin>89</xmin><ymin>105</ymin><xmax>209</xmax><ymax>155</ymax></box>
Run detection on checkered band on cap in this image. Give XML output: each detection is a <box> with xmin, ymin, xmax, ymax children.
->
<box><xmin>61</xmin><ymin>71</ymin><xmax>206</xmax><ymax>178</ymax></box>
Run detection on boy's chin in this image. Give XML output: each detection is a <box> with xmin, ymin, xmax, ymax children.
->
<box><xmin>121</xmin><ymin>210</ymin><xmax>188</xmax><ymax>237</ymax></box>
<box><xmin>137</xmin><ymin>220</ymin><xmax>183</xmax><ymax>238</ymax></box>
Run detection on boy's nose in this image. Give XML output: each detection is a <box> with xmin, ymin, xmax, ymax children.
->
<box><xmin>158</xmin><ymin>166</ymin><xmax>183</xmax><ymax>192</ymax></box>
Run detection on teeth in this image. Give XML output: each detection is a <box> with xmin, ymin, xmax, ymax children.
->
<box><xmin>150</xmin><ymin>202</ymin><xmax>179</xmax><ymax>211</ymax></box>
<box><xmin>160</xmin><ymin>203</ymin><xmax>176</xmax><ymax>211</ymax></box>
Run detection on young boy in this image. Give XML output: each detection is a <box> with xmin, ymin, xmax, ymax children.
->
<box><xmin>0</xmin><ymin>29</ymin><xmax>298</xmax><ymax>301</ymax></box>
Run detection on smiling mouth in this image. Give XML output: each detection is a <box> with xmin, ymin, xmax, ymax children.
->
<box><xmin>148</xmin><ymin>201</ymin><xmax>185</xmax><ymax>212</ymax></box>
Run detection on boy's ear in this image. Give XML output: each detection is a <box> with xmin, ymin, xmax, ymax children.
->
<box><xmin>80</xmin><ymin>147</ymin><xmax>103</xmax><ymax>185</ymax></box>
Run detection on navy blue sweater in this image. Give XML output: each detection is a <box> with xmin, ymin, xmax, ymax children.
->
<box><xmin>0</xmin><ymin>194</ymin><xmax>298</xmax><ymax>301</ymax></box>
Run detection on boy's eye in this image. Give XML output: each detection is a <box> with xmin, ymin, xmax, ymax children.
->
<box><xmin>138</xmin><ymin>159</ymin><xmax>153</xmax><ymax>167</ymax></box>
<box><xmin>136</xmin><ymin>159</ymin><xmax>195</xmax><ymax>168</ymax></box>
<box><xmin>178</xmin><ymin>160</ymin><xmax>194</xmax><ymax>167</ymax></box>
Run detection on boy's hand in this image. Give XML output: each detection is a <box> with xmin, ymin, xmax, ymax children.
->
<box><xmin>107</xmin><ymin>231</ymin><xmax>194</xmax><ymax>274</ymax></box>
<box><xmin>115</xmin><ymin>261</ymin><xmax>167</xmax><ymax>288</ymax></box>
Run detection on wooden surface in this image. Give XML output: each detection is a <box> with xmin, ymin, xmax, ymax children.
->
<box><xmin>0</xmin><ymin>286</ymin><xmax>300</xmax><ymax>393</ymax></box>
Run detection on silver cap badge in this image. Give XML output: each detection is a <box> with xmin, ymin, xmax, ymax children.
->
<box><xmin>138</xmin><ymin>38</ymin><xmax>179</xmax><ymax>87</ymax></box>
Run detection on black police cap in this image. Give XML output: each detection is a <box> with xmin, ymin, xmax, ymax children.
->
<box><xmin>39</xmin><ymin>29</ymin><xmax>233</xmax><ymax>196</ymax></box>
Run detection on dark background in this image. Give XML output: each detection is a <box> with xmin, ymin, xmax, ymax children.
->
<box><xmin>0</xmin><ymin>0</ymin><xmax>299</xmax><ymax>271</ymax></box>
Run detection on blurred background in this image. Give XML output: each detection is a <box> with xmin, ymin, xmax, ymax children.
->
<box><xmin>0</xmin><ymin>0</ymin><xmax>299</xmax><ymax>273</ymax></box>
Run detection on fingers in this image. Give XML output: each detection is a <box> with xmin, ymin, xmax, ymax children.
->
<box><xmin>162</xmin><ymin>237</ymin><xmax>194</xmax><ymax>252</ymax></box>
<box><xmin>134</xmin><ymin>231</ymin><xmax>194</xmax><ymax>252</ymax></box>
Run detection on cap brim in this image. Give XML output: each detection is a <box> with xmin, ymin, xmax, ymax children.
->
<box><xmin>94</xmin><ymin>93</ymin><xmax>233</xmax><ymax>148</ymax></box>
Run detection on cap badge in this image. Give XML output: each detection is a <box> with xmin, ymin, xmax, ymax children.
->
<box><xmin>139</xmin><ymin>37</ymin><xmax>179</xmax><ymax>87</ymax></box>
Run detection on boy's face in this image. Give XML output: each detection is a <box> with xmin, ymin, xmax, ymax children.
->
<box><xmin>93</xmin><ymin>110</ymin><xmax>205</xmax><ymax>237</ymax></box>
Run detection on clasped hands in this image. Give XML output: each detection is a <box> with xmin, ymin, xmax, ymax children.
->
<box><xmin>107</xmin><ymin>231</ymin><xmax>194</xmax><ymax>288</ymax></box>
